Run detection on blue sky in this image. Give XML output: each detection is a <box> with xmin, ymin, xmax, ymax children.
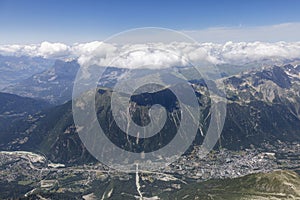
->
<box><xmin>0</xmin><ymin>0</ymin><xmax>300</xmax><ymax>44</ymax></box>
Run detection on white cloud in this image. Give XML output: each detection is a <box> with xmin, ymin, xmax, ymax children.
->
<box><xmin>0</xmin><ymin>41</ymin><xmax>69</xmax><ymax>58</ymax></box>
<box><xmin>0</xmin><ymin>44</ymin><xmax>33</xmax><ymax>56</ymax></box>
<box><xmin>1</xmin><ymin>40</ymin><xmax>300</xmax><ymax>68</ymax></box>
<box><xmin>73</xmin><ymin>41</ymin><xmax>118</xmax><ymax>67</ymax></box>
<box><xmin>208</xmin><ymin>41</ymin><xmax>300</xmax><ymax>64</ymax></box>
<box><xmin>73</xmin><ymin>41</ymin><xmax>215</xmax><ymax>68</ymax></box>
<box><xmin>1</xmin><ymin>23</ymin><xmax>300</xmax><ymax>68</ymax></box>
<box><xmin>37</xmin><ymin>42</ymin><xmax>70</xmax><ymax>58</ymax></box>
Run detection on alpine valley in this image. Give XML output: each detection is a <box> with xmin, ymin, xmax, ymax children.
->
<box><xmin>0</xmin><ymin>57</ymin><xmax>299</xmax><ymax>200</ymax></box>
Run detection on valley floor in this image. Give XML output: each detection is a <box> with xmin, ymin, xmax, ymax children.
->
<box><xmin>0</xmin><ymin>142</ymin><xmax>299</xmax><ymax>199</ymax></box>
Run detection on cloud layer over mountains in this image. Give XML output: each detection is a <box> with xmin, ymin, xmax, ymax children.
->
<box><xmin>1</xmin><ymin>41</ymin><xmax>300</xmax><ymax>68</ymax></box>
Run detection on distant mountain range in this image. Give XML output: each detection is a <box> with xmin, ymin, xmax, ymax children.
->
<box><xmin>3</xmin><ymin>59</ymin><xmax>129</xmax><ymax>104</ymax></box>
<box><xmin>2</xmin><ymin>55</ymin><xmax>299</xmax><ymax>105</ymax></box>
<box><xmin>0</xmin><ymin>55</ymin><xmax>53</xmax><ymax>89</ymax></box>
<box><xmin>3</xmin><ymin>60</ymin><xmax>79</xmax><ymax>104</ymax></box>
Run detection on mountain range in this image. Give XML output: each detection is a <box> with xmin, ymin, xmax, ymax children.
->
<box><xmin>0</xmin><ymin>62</ymin><xmax>299</xmax><ymax>165</ymax></box>
<box><xmin>0</xmin><ymin>55</ymin><xmax>53</xmax><ymax>89</ymax></box>
<box><xmin>0</xmin><ymin>56</ymin><xmax>299</xmax><ymax>199</ymax></box>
